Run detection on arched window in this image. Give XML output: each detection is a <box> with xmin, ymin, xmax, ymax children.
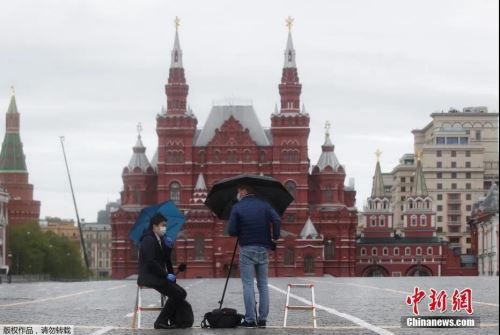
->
<box><xmin>411</xmin><ymin>215</ymin><xmax>417</xmax><ymax>227</ymax></box>
<box><xmin>243</xmin><ymin>150</ymin><xmax>251</xmax><ymax>162</ymax></box>
<box><xmin>284</xmin><ymin>247</ymin><xmax>295</xmax><ymax>265</ymax></box>
<box><xmin>383</xmin><ymin>247</ymin><xmax>389</xmax><ymax>256</ymax></box>
<box><xmin>304</xmin><ymin>255</ymin><xmax>315</xmax><ymax>273</ymax></box>
<box><xmin>195</xmin><ymin>236</ymin><xmax>204</xmax><ymax>260</ymax></box>
<box><xmin>169</xmin><ymin>182</ymin><xmax>181</xmax><ymax>203</ymax></box>
<box><xmin>324</xmin><ymin>186</ymin><xmax>333</xmax><ymax>203</ymax></box>
<box><xmin>285</xmin><ymin>181</ymin><xmax>296</xmax><ymax>198</ymax></box>
<box><xmin>420</xmin><ymin>215</ymin><xmax>427</xmax><ymax>226</ymax></box>
<box><xmin>213</xmin><ymin>150</ymin><xmax>221</xmax><ymax>163</ymax></box>
<box><xmin>282</xmin><ymin>150</ymin><xmax>288</xmax><ymax>162</ymax></box>
<box><xmin>405</xmin><ymin>247</ymin><xmax>411</xmax><ymax>256</ymax></box>
<box><xmin>427</xmin><ymin>247</ymin><xmax>433</xmax><ymax>255</ymax></box>
<box><xmin>370</xmin><ymin>216</ymin><xmax>377</xmax><ymax>227</ymax></box>
<box><xmin>372</xmin><ymin>248</ymin><xmax>378</xmax><ymax>256</ymax></box>
<box><xmin>416</xmin><ymin>247</ymin><xmax>422</xmax><ymax>256</ymax></box>
<box><xmin>227</xmin><ymin>150</ymin><xmax>237</xmax><ymax>162</ymax></box>
<box><xmin>361</xmin><ymin>248</ymin><xmax>367</xmax><ymax>256</ymax></box>
<box><xmin>176</xmin><ymin>150</ymin><xmax>184</xmax><ymax>163</ymax></box>
<box><xmin>379</xmin><ymin>216</ymin><xmax>385</xmax><ymax>227</ymax></box>
<box><xmin>394</xmin><ymin>247</ymin><xmax>400</xmax><ymax>256</ymax></box>
<box><xmin>259</xmin><ymin>151</ymin><xmax>266</xmax><ymax>163</ymax></box>
<box><xmin>199</xmin><ymin>151</ymin><xmax>206</xmax><ymax>164</ymax></box>
<box><xmin>133</xmin><ymin>185</ymin><xmax>141</xmax><ymax>204</ymax></box>
<box><xmin>324</xmin><ymin>239</ymin><xmax>334</xmax><ymax>260</ymax></box>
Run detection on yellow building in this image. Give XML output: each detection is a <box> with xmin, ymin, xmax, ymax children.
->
<box><xmin>40</xmin><ymin>218</ymin><xmax>81</xmax><ymax>246</ymax></box>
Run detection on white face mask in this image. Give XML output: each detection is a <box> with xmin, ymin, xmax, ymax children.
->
<box><xmin>159</xmin><ymin>226</ymin><xmax>167</xmax><ymax>236</ymax></box>
<box><xmin>236</xmin><ymin>193</ymin><xmax>242</xmax><ymax>201</ymax></box>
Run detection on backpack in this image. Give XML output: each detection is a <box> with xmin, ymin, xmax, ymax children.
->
<box><xmin>201</xmin><ymin>308</ymin><xmax>244</xmax><ymax>328</ymax></box>
<box><xmin>169</xmin><ymin>300</ymin><xmax>194</xmax><ymax>328</ymax></box>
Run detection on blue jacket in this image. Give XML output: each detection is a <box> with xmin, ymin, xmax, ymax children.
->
<box><xmin>228</xmin><ymin>195</ymin><xmax>281</xmax><ymax>248</ymax></box>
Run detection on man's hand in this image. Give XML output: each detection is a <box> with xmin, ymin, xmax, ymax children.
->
<box><xmin>166</xmin><ymin>273</ymin><xmax>176</xmax><ymax>283</ymax></box>
<box><xmin>163</xmin><ymin>236</ymin><xmax>174</xmax><ymax>248</ymax></box>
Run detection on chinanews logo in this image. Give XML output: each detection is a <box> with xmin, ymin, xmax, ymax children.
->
<box><xmin>402</xmin><ymin>287</ymin><xmax>480</xmax><ymax>328</ymax></box>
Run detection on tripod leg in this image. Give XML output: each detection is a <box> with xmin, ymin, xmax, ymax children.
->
<box><xmin>219</xmin><ymin>238</ymin><xmax>239</xmax><ymax>309</ymax></box>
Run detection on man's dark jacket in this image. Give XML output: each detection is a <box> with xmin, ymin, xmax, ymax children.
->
<box><xmin>137</xmin><ymin>230</ymin><xmax>174</xmax><ymax>287</ymax></box>
<box><xmin>228</xmin><ymin>194</ymin><xmax>281</xmax><ymax>248</ymax></box>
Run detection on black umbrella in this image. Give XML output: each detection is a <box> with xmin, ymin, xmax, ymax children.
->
<box><xmin>204</xmin><ymin>174</ymin><xmax>294</xmax><ymax>220</ymax></box>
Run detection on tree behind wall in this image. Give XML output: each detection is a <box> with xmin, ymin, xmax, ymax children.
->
<box><xmin>8</xmin><ymin>222</ymin><xmax>88</xmax><ymax>279</ymax></box>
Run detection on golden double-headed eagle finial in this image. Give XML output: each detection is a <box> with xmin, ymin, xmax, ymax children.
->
<box><xmin>416</xmin><ymin>149</ymin><xmax>423</xmax><ymax>161</ymax></box>
<box><xmin>137</xmin><ymin>122</ymin><xmax>143</xmax><ymax>136</ymax></box>
<box><xmin>174</xmin><ymin>16</ymin><xmax>180</xmax><ymax>31</ymax></box>
<box><xmin>285</xmin><ymin>16</ymin><xmax>294</xmax><ymax>31</ymax></box>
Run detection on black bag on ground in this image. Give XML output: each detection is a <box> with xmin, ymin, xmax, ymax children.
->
<box><xmin>200</xmin><ymin>239</ymin><xmax>244</xmax><ymax>328</ymax></box>
<box><xmin>201</xmin><ymin>308</ymin><xmax>243</xmax><ymax>328</ymax></box>
<box><xmin>170</xmin><ymin>300</ymin><xmax>194</xmax><ymax>328</ymax></box>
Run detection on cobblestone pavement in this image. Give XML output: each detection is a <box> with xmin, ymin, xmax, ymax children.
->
<box><xmin>0</xmin><ymin>276</ymin><xmax>498</xmax><ymax>334</ymax></box>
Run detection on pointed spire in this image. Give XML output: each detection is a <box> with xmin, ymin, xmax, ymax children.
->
<box><xmin>191</xmin><ymin>173</ymin><xmax>208</xmax><ymax>203</ymax></box>
<box><xmin>316</xmin><ymin>121</ymin><xmax>339</xmax><ymax>172</ymax></box>
<box><xmin>7</xmin><ymin>86</ymin><xmax>18</xmax><ymax>114</ymax></box>
<box><xmin>170</xmin><ymin>17</ymin><xmax>183</xmax><ymax>68</ymax></box>
<box><xmin>194</xmin><ymin>173</ymin><xmax>207</xmax><ymax>191</ymax></box>
<box><xmin>127</xmin><ymin>123</ymin><xmax>152</xmax><ymax>173</ymax></box>
<box><xmin>284</xmin><ymin>16</ymin><xmax>296</xmax><ymax>68</ymax></box>
<box><xmin>411</xmin><ymin>150</ymin><xmax>428</xmax><ymax>197</ymax></box>
<box><xmin>300</xmin><ymin>217</ymin><xmax>319</xmax><ymax>239</ymax></box>
<box><xmin>279</xmin><ymin>17</ymin><xmax>301</xmax><ymax>113</ymax></box>
<box><xmin>284</xmin><ymin>32</ymin><xmax>296</xmax><ymax>68</ymax></box>
<box><xmin>0</xmin><ymin>89</ymin><xmax>26</xmax><ymax>172</ymax></box>
<box><xmin>371</xmin><ymin>150</ymin><xmax>386</xmax><ymax>198</ymax></box>
<box><xmin>165</xmin><ymin>16</ymin><xmax>189</xmax><ymax>115</ymax></box>
<box><xmin>323</xmin><ymin>121</ymin><xmax>333</xmax><ymax>147</ymax></box>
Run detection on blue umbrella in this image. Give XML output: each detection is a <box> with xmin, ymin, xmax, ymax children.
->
<box><xmin>128</xmin><ymin>201</ymin><xmax>185</xmax><ymax>246</ymax></box>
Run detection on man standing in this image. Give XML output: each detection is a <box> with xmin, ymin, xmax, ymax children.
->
<box><xmin>228</xmin><ymin>184</ymin><xmax>281</xmax><ymax>328</ymax></box>
<box><xmin>137</xmin><ymin>214</ymin><xmax>186</xmax><ymax>329</ymax></box>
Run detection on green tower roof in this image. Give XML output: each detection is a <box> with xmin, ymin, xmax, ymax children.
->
<box><xmin>0</xmin><ymin>95</ymin><xmax>27</xmax><ymax>172</ymax></box>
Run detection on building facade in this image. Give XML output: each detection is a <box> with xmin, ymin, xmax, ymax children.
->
<box><xmin>81</xmin><ymin>222</ymin><xmax>112</xmax><ymax>278</ymax></box>
<box><xmin>412</xmin><ymin>108</ymin><xmax>499</xmax><ymax>254</ymax></box>
<box><xmin>111</xmin><ymin>24</ymin><xmax>358</xmax><ymax>279</ymax></box>
<box><xmin>469</xmin><ymin>185</ymin><xmax>498</xmax><ymax>276</ymax></box>
<box><xmin>40</xmin><ymin>218</ymin><xmax>81</xmax><ymax>246</ymax></box>
<box><xmin>357</xmin><ymin>153</ymin><xmax>477</xmax><ymax>276</ymax></box>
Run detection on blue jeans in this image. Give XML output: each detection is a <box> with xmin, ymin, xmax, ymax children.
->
<box><xmin>239</xmin><ymin>245</ymin><xmax>269</xmax><ymax>323</ymax></box>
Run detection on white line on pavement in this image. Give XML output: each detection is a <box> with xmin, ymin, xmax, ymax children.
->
<box><xmin>0</xmin><ymin>289</ymin><xmax>97</xmax><ymax>307</ymax></box>
<box><xmin>105</xmin><ymin>284</ymin><xmax>128</xmax><ymax>291</ymax></box>
<box><xmin>89</xmin><ymin>326</ymin><xmax>113</xmax><ymax>335</ymax></box>
<box><xmin>267</xmin><ymin>283</ymin><xmax>395</xmax><ymax>335</ymax></box>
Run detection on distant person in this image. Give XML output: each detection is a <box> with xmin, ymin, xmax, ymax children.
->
<box><xmin>137</xmin><ymin>214</ymin><xmax>186</xmax><ymax>329</ymax></box>
<box><xmin>228</xmin><ymin>184</ymin><xmax>281</xmax><ymax>328</ymax></box>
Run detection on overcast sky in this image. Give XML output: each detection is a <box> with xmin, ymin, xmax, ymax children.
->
<box><xmin>0</xmin><ymin>0</ymin><xmax>498</xmax><ymax>222</ymax></box>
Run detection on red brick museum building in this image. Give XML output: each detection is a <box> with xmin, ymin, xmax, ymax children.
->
<box><xmin>111</xmin><ymin>26</ymin><xmax>358</xmax><ymax>279</ymax></box>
